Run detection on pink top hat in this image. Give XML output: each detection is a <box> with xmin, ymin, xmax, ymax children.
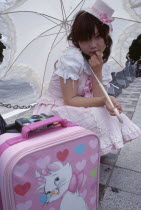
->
<box><xmin>85</xmin><ymin>0</ymin><xmax>115</xmax><ymax>32</ymax></box>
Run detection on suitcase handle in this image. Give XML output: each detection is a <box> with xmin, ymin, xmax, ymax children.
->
<box><xmin>22</xmin><ymin>116</ymin><xmax>77</xmax><ymax>139</ymax></box>
<box><xmin>0</xmin><ymin>117</ymin><xmax>77</xmax><ymax>157</ymax></box>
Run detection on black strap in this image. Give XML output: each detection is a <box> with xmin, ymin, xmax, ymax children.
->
<box><xmin>0</xmin><ymin>115</ymin><xmax>6</xmax><ymax>134</ymax></box>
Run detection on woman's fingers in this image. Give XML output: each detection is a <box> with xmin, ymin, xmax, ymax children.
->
<box><xmin>106</xmin><ymin>104</ymin><xmax>114</xmax><ymax>112</ymax></box>
<box><xmin>95</xmin><ymin>51</ymin><xmax>103</xmax><ymax>61</ymax></box>
<box><xmin>89</xmin><ymin>51</ymin><xmax>103</xmax><ymax>69</ymax></box>
<box><xmin>115</xmin><ymin>103</ymin><xmax>123</xmax><ymax>113</ymax></box>
<box><xmin>108</xmin><ymin>106</ymin><xmax>123</xmax><ymax>116</ymax></box>
<box><xmin>90</xmin><ymin>52</ymin><xmax>103</xmax><ymax>63</ymax></box>
<box><xmin>106</xmin><ymin>96</ymin><xmax>123</xmax><ymax>116</ymax></box>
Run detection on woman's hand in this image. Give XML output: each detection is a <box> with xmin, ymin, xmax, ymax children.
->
<box><xmin>89</xmin><ymin>51</ymin><xmax>103</xmax><ymax>74</ymax></box>
<box><xmin>105</xmin><ymin>96</ymin><xmax>123</xmax><ymax>116</ymax></box>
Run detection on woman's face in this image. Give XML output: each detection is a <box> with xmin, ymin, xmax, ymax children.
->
<box><xmin>78</xmin><ymin>26</ymin><xmax>106</xmax><ymax>57</ymax></box>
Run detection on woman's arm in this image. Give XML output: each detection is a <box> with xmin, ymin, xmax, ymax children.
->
<box><xmin>60</xmin><ymin>77</ymin><xmax>122</xmax><ymax>116</ymax></box>
<box><xmin>92</xmin><ymin>73</ymin><xmax>107</xmax><ymax>97</ymax></box>
<box><xmin>60</xmin><ymin>77</ymin><xmax>122</xmax><ymax>115</ymax></box>
<box><xmin>60</xmin><ymin>77</ymin><xmax>106</xmax><ymax>107</ymax></box>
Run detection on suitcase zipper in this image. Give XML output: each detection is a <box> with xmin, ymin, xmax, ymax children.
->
<box><xmin>2</xmin><ymin>128</ymin><xmax>97</xmax><ymax>210</ymax></box>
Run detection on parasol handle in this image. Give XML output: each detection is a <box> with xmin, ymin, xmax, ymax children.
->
<box><xmin>89</xmin><ymin>66</ymin><xmax>123</xmax><ymax>124</ymax></box>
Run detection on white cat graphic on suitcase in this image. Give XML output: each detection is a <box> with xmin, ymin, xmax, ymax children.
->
<box><xmin>35</xmin><ymin>161</ymin><xmax>89</xmax><ymax>210</ymax></box>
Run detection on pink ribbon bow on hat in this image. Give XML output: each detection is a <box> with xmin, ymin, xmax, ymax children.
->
<box><xmin>86</xmin><ymin>6</ymin><xmax>115</xmax><ymax>32</ymax></box>
<box><xmin>99</xmin><ymin>12</ymin><xmax>115</xmax><ymax>23</ymax></box>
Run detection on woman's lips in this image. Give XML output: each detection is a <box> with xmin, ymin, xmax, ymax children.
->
<box><xmin>90</xmin><ymin>51</ymin><xmax>97</xmax><ymax>55</ymax></box>
<box><xmin>90</xmin><ymin>50</ymin><xmax>98</xmax><ymax>54</ymax></box>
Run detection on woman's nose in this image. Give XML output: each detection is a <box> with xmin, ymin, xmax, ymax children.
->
<box><xmin>90</xmin><ymin>38</ymin><xmax>97</xmax><ymax>48</ymax></box>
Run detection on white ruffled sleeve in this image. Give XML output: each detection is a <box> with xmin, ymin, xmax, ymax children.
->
<box><xmin>55</xmin><ymin>48</ymin><xmax>84</xmax><ymax>83</ymax></box>
<box><xmin>102</xmin><ymin>62</ymin><xmax>112</xmax><ymax>87</ymax></box>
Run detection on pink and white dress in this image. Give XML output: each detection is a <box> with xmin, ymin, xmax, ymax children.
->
<box><xmin>33</xmin><ymin>46</ymin><xmax>141</xmax><ymax>155</ymax></box>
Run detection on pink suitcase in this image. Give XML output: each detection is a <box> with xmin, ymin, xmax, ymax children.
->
<box><xmin>0</xmin><ymin>116</ymin><xmax>100</xmax><ymax>210</ymax></box>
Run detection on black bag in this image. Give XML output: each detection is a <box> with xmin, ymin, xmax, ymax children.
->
<box><xmin>0</xmin><ymin>114</ymin><xmax>19</xmax><ymax>134</ymax></box>
<box><xmin>0</xmin><ymin>114</ymin><xmax>54</xmax><ymax>134</ymax></box>
<box><xmin>0</xmin><ymin>115</ymin><xmax>6</xmax><ymax>135</ymax></box>
<box><xmin>107</xmin><ymin>73</ymin><xmax>122</xmax><ymax>97</ymax></box>
<box><xmin>115</xmin><ymin>70</ymin><xmax>130</xmax><ymax>88</ymax></box>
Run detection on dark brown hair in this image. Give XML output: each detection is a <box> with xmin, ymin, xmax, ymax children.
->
<box><xmin>67</xmin><ymin>11</ymin><xmax>113</xmax><ymax>63</ymax></box>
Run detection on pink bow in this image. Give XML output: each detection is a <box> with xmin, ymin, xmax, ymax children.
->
<box><xmin>99</xmin><ymin>13</ymin><xmax>114</xmax><ymax>23</ymax></box>
<box><xmin>87</xmin><ymin>7</ymin><xmax>115</xmax><ymax>31</ymax></box>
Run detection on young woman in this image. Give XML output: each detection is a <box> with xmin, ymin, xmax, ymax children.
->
<box><xmin>33</xmin><ymin>1</ymin><xmax>141</xmax><ymax>155</ymax></box>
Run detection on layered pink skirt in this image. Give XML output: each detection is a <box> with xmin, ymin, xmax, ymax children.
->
<box><xmin>33</xmin><ymin>100</ymin><xmax>141</xmax><ymax>156</ymax></box>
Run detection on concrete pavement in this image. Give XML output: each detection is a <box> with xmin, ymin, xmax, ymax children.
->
<box><xmin>99</xmin><ymin>77</ymin><xmax>141</xmax><ymax>210</ymax></box>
